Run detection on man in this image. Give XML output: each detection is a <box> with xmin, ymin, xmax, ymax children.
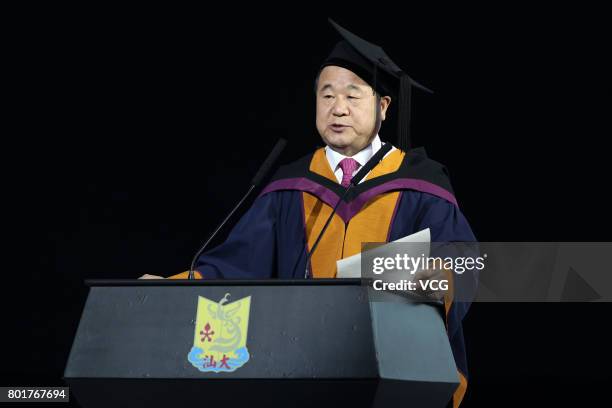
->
<box><xmin>142</xmin><ymin>19</ymin><xmax>475</xmax><ymax>407</ymax></box>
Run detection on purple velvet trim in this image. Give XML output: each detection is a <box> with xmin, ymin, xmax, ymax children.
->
<box><xmin>259</xmin><ymin>177</ymin><xmax>458</xmax><ymax>223</ymax></box>
<box><xmin>259</xmin><ymin>178</ymin><xmax>340</xmax><ymax>209</ymax></box>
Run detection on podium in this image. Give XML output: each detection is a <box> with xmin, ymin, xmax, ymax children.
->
<box><xmin>64</xmin><ymin>279</ymin><xmax>459</xmax><ymax>407</ymax></box>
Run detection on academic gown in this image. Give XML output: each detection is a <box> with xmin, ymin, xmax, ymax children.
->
<box><xmin>194</xmin><ymin>146</ymin><xmax>477</xmax><ymax>407</ymax></box>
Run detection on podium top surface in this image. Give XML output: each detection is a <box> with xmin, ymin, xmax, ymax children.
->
<box><xmin>85</xmin><ymin>278</ymin><xmax>364</xmax><ymax>287</ymax></box>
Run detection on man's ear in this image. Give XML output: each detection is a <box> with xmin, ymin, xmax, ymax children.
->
<box><xmin>380</xmin><ymin>96</ymin><xmax>392</xmax><ymax>121</ymax></box>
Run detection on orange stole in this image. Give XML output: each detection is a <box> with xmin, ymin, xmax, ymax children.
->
<box><xmin>442</xmin><ymin>268</ymin><xmax>468</xmax><ymax>408</ymax></box>
<box><xmin>303</xmin><ymin>148</ymin><xmax>405</xmax><ymax>278</ymax></box>
<box><xmin>454</xmin><ymin>371</ymin><xmax>468</xmax><ymax>408</ymax></box>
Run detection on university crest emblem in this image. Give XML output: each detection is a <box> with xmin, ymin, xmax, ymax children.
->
<box><xmin>187</xmin><ymin>293</ymin><xmax>251</xmax><ymax>373</ymax></box>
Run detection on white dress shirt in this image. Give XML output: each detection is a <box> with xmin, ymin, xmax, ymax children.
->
<box><xmin>324</xmin><ymin>134</ymin><xmax>395</xmax><ymax>184</ymax></box>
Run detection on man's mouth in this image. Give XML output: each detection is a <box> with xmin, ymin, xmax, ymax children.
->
<box><xmin>330</xmin><ymin>124</ymin><xmax>348</xmax><ymax>133</ymax></box>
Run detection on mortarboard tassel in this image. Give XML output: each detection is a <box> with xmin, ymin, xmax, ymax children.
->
<box><xmin>372</xmin><ymin>61</ymin><xmax>382</xmax><ymax>139</ymax></box>
<box><xmin>397</xmin><ymin>74</ymin><xmax>412</xmax><ymax>151</ymax></box>
<box><xmin>372</xmin><ymin>61</ymin><xmax>378</xmax><ymax>96</ymax></box>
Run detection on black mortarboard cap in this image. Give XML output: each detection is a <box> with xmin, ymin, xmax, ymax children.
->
<box><xmin>320</xmin><ymin>19</ymin><xmax>433</xmax><ymax>151</ymax></box>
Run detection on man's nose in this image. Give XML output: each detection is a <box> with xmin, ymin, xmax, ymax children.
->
<box><xmin>332</xmin><ymin>97</ymin><xmax>349</xmax><ymax>116</ymax></box>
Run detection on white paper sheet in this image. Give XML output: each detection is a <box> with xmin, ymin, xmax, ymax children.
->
<box><xmin>336</xmin><ymin>228</ymin><xmax>431</xmax><ymax>278</ymax></box>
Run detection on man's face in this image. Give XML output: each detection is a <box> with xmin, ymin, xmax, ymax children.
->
<box><xmin>316</xmin><ymin>65</ymin><xmax>391</xmax><ymax>156</ymax></box>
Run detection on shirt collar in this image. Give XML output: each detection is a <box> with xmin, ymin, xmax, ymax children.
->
<box><xmin>325</xmin><ymin>134</ymin><xmax>382</xmax><ymax>172</ymax></box>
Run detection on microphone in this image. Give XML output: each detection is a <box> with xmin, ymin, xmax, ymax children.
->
<box><xmin>302</xmin><ymin>142</ymin><xmax>393</xmax><ymax>278</ymax></box>
<box><xmin>188</xmin><ymin>138</ymin><xmax>288</xmax><ymax>279</ymax></box>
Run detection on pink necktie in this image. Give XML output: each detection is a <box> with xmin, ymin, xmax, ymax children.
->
<box><xmin>338</xmin><ymin>158</ymin><xmax>360</xmax><ymax>188</ymax></box>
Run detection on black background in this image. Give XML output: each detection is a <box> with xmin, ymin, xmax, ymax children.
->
<box><xmin>4</xmin><ymin>5</ymin><xmax>611</xmax><ymax>407</ymax></box>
